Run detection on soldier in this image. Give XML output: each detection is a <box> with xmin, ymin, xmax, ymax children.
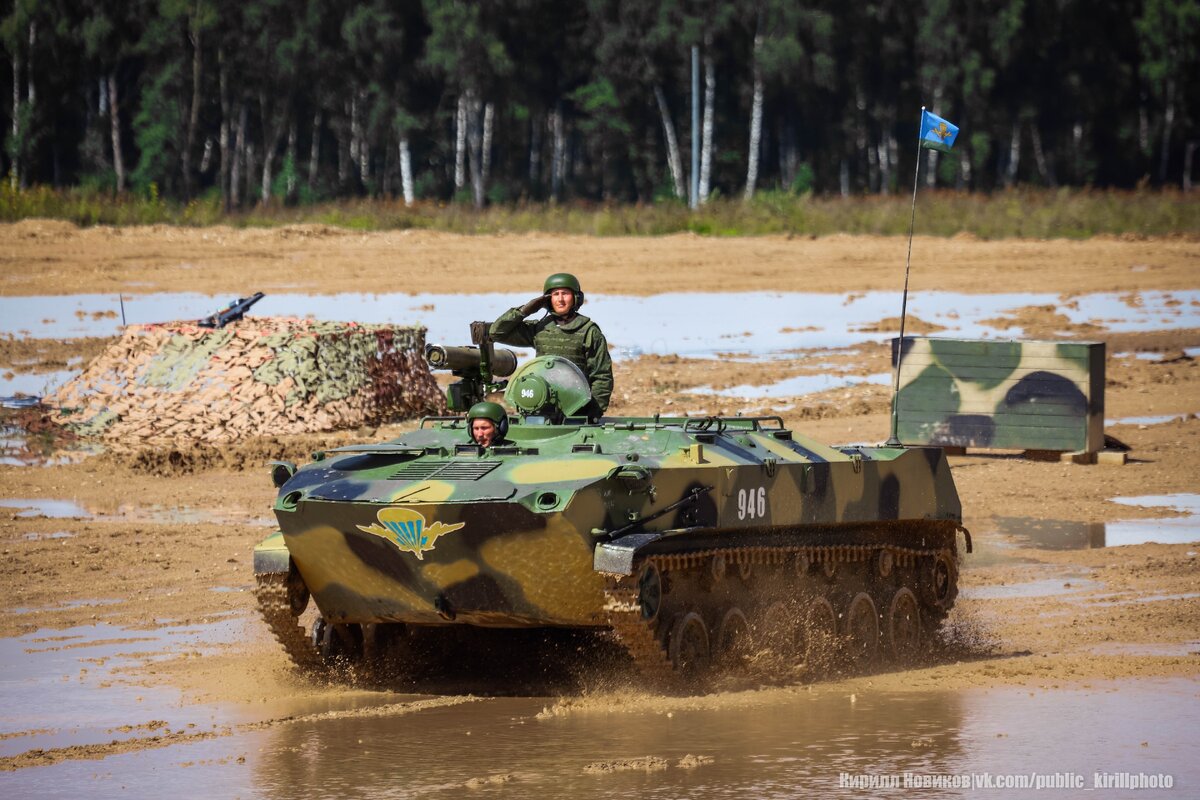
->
<box><xmin>467</xmin><ymin>401</ymin><xmax>509</xmax><ymax>448</ymax></box>
<box><xmin>490</xmin><ymin>272</ymin><xmax>613</xmax><ymax>420</ymax></box>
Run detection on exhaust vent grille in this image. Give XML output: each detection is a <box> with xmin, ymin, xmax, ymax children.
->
<box><xmin>388</xmin><ymin>460</ymin><xmax>502</xmax><ymax>482</ymax></box>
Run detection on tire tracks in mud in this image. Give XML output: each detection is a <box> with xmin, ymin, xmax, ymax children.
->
<box><xmin>0</xmin><ymin>694</ymin><xmax>484</xmax><ymax>772</ymax></box>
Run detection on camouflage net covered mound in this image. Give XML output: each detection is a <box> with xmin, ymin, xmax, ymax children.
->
<box><xmin>51</xmin><ymin>318</ymin><xmax>445</xmax><ymax>445</ymax></box>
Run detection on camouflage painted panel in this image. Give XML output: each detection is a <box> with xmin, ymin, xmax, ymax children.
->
<box><xmin>266</xmin><ymin>415</ymin><xmax>961</xmax><ymax>626</ymax></box>
<box><xmin>893</xmin><ymin>337</ymin><xmax>1105</xmax><ymax>452</ymax></box>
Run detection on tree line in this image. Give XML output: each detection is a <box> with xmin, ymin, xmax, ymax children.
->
<box><xmin>2</xmin><ymin>0</ymin><xmax>1197</xmax><ymax>209</ymax></box>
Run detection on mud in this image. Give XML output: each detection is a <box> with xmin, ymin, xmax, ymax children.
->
<box><xmin>0</xmin><ymin>225</ymin><xmax>1198</xmax><ymax>794</ymax></box>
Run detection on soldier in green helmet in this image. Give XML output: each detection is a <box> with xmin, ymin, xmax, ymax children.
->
<box><xmin>466</xmin><ymin>400</ymin><xmax>509</xmax><ymax>448</ymax></box>
<box><xmin>490</xmin><ymin>272</ymin><xmax>613</xmax><ymax>420</ymax></box>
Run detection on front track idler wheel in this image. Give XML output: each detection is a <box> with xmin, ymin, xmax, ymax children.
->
<box><xmin>886</xmin><ymin>588</ymin><xmax>922</xmax><ymax>663</ymax></box>
<box><xmin>843</xmin><ymin>592</ymin><xmax>880</xmax><ymax>671</ymax></box>
<box><xmin>668</xmin><ymin>611</ymin><xmax>711</xmax><ymax>678</ymax></box>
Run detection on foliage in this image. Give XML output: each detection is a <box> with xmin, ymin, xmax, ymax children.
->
<box><xmin>0</xmin><ymin>0</ymin><xmax>1196</xmax><ymax>204</ymax></box>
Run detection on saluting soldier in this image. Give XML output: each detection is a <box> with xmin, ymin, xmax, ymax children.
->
<box><xmin>489</xmin><ymin>273</ymin><xmax>613</xmax><ymax>420</ymax></box>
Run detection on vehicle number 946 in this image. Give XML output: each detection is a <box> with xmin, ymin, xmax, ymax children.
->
<box><xmin>520</xmin><ymin>389</ymin><xmax>535</xmax><ymax>398</ymax></box>
<box><xmin>737</xmin><ymin>487</ymin><xmax>767</xmax><ymax>520</ymax></box>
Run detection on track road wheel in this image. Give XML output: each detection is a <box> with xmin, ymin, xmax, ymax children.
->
<box><xmin>638</xmin><ymin>562</ymin><xmax>663</xmax><ymax>623</ymax></box>
<box><xmin>802</xmin><ymin>596</ymin><xmax>838</xmax><ymax>673</ymax></box>
<box><xmin>313</xmin><ymin>617</ymin><xmax>363</xmax><ymax>664</ymax></box>
<box><xmin>668</xmin><ymin>612</ymin><xmax>711</xmax><ymax>678</ymax></box>
<box><xmin>886</xmin><ymin>588</ymin><xmax>922</xmax><ymax>663</ymax></box>
<box><xmin>713</xmin><ymin>606</ymin><xmax>752</xmax><ymax>671</ymax></box>
<box><xmin>758</xmin><ymin>600</ymin><xmax>802</xmax><ymax>663</ymax></box>
<box><xmin>844</xmin><ymin>593</ymin><xmax>880</xmax><ymax>670</ymax></box>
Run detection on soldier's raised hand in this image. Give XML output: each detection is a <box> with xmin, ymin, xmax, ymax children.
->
<box><xmin>519</xmin><ymin>295</ymin><xmax>549</xmax><ymax>316</ymax></box>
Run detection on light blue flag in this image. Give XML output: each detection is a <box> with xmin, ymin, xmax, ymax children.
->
<box><xmin>920</xmin><ymin>109</ymin><xmax>959</xmax><ymax>153</ymax></box>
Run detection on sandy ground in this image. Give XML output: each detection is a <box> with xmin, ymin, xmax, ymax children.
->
<box><xmin>1</xmin><ymin>218</ymin><xmax>1197</xmax><ymax>297</ymax></box>
<box><xmin>1</xmin><ymin>221</ymin><xmax>1198</xmax><ymax>774</ymax></box>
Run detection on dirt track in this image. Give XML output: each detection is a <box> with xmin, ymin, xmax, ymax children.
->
<box><xmin>1</xmin><ymin>218</ymin><xmax>1196</xmax><ymax>296</ymax></box>
<box><xmin>1</xmin><ymin>221</ymin><xmax>1198</xmax><ymax>779</ymax></box>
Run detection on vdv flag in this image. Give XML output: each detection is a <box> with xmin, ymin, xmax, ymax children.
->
<box><xmin>919</xmin><ymin>109</ymin><xmax>959</xmax><ymax>153</ymax></box>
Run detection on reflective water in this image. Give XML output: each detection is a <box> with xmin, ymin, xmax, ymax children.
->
<box><xmin>993</xmin><ymin>504</ymin><xmax>1200</xmax><ymax>550</ymax></box>
<box><xmin>0</xmin><ymin>369</ymin><xmax>76</xmax><ymax>398</ymax></box>
<box><xmin>1111</xmin><ymin>494</ymin><xmax>1200</xmax><ymax>515</ymax></box>
<box><xmin>693</xmin><ymin>372</ymin><xmax>891</xmax><ymax>399</ymax></box>
<box><xmin>0</xmin><ymin>497</ymin><xmax>273</xmax><ymax>526</ymax></box>
<box><xmin>1</xmin><ymin>615</ymin><xmax>1195</xmax><ymax>798</ymax></box>
<box><xmin>959</xmin><ymin>577</ymin><xmax>1101</xmax><ymax>600</ymax></box>
<box><xmin>0</xmin><ymin>620</ymin><xmax>239</xmax><ymax>757</ymax></box>
<box><xmin>0</xmin><ymin>498</ymin><xmax>91</xmax><ymax>518</ymax></box>
<box><xmin>3</xmin><ymin>289</ymin><xmax>1198</xmax><ymax>351</ymax></box>
<box><xmin>19</xmin><ymin>530</ymin><xmax>74</xmax><ymax>540</ymax></box>
<box><xmin>1106</xmin><ymin>413</ymin><xmax>1196</xmax><ymax>426</ymax></box>
<box><xmin>6</xmin><ymin>288</ymin><xmax>1196</xmax><ymax>399</ymax></box>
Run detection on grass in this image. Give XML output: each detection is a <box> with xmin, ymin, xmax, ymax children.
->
<box><xmin>1</xmin><ymin>183</ymin><xmax>1197</xmax><ymax>238</ymax></box>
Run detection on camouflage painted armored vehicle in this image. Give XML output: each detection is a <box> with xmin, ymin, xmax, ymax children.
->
<box><xmin>254</xmin><ymin>325</ymin><xmax>969</xmax><ymax>683</ymax></box>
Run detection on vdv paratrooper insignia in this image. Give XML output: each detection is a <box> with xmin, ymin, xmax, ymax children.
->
<box><xmin>357</xmin><ymin>507</ymin><xmax>465</xmax><ymax>560</ymax></box>
<box><xmin>929</xmin><ymin>121</ymin><xmax>953</xmax><ymax>141</ymax></box>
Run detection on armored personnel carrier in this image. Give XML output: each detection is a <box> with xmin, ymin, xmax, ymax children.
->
<box><xmin>254</xmin><ymin>325</ymin><xmax>969</xmax><ymax>683</ymax></box>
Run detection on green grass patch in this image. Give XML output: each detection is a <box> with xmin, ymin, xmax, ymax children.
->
<box><xmin>1</xmin><ymin>183</ymin><xmax>1197</xmax><ymax>238</ymax></box>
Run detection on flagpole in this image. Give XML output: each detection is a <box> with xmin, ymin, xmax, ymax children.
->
<box><xmin>886</xmin><ymin>106</ymin><xmax>926</xmax><ymax>448</ymax></box>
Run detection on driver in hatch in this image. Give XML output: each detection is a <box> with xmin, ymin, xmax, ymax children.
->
<box><xmin>467</xmin><ymin>401</ymin><xmax>509</xmax><ymax>448</ymax></box>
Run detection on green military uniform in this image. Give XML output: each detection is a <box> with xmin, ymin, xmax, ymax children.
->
<box><xmin>490</xmin><ymin>308</ymin><xmax>613</xmax><ymax>413</ymax></box>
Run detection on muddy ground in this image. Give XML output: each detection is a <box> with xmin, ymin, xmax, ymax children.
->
<box><xmin>0</xmin><ymin>222</ymin><xmax>1198</xmax><ymax>789</ymax></box>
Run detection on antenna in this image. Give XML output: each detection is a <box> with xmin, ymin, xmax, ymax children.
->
<box><xmin>885</xmin><ymin>106</ymin><xmax>926</xmax><ymax>448</ymax></box>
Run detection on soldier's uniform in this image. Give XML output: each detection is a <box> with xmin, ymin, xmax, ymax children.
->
<box><xmin>490</xmin><ymin>275</ymin><xmax>613</xmax><ymax>416</ymax></box>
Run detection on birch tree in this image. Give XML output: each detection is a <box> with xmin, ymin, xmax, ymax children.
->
<box><xmin>80</xmin><ymin>0</ymin><xmax>147</xmax><ymax>193</ymax></box>
<box><xmin>423</xmin><ymin>0</ymin><xmax>513</xmax><ymax>207</ymax></box>
<box><xmin>1137</xmin><ymin>0</ymin><xmax>1199</xmax><ymax>185</ymax></box>
<box><xmin>0</xmin><ymin>0</ymin><xmax>39</xmax><ymax>188</ymax></box>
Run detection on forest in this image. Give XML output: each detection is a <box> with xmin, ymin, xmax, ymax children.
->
<box><xmin>1</xmin><ymin>0</ymin><xmax>1197</xmax><ymax>209</ymax></box>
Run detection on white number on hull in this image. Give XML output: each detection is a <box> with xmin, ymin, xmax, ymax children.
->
<box><xmin>737</xmin><ymin>487</ymin><xmax>767</xmax><ymax>520</ymax></box>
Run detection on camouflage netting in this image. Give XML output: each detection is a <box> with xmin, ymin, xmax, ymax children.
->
<box><xmin>51</xmin><ymin>317</ymin><xmax>446</xmax><ymax>446</ymax></box>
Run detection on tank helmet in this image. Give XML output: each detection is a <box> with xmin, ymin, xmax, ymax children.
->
<box><xmin>466</xmin><ymin>401</ymin><xmax>509</xmax><ymax>442</ymax></box>
<box><xmin>542</xmin><ymin>272</ymin><xmax>585</xmax><ymax>311</ymax></box>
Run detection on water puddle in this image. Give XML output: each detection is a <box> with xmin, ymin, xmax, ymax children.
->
<box><xmin>992</xmin><ymin>502</ymin><xmax>1200</xmax><ymax>549</ymax></box>
<box><xmin>0</xmin><ymin>425</ymin><xmax>104</xmax><ymax>468</ymax></box>
<box><xmin>693</xmin><ymin>372</ymin><xmax>891</xmax><ymax>399</ymax></box>
<box><xmin>959</xmin><ymin>577</ymin><xmax>1101</xmax><ymax>600</ymax></box>
<box><xmin>2</xmin><ymin>668</ymin><xmax>1193</xmax><ymax>798</ymax></box>
<box><xmin>1106</xmin><ymin>413</ymin><xmax>1195</xmax><ymax>426</ymax></box>
<box><xmin>1117</xmin><ymin>347</ymin><xmax>1200</xmax><ymax>362</ymax></box>
<box><xmin>2</xmin><ymin>289</ymin><xmax>1198</xmax><ymax>360</ymax></box>
<box><xmin>1111</xmin><ymin>494</ymin><xmax>1200</xmax><ymax>515</ymax></box>
<box><xmin>0</xmin><ymin>498</ymin><xmax>92</xmax><ymax>519</ymax></box>
<box><xmin>19</xmin><ymin>531</ymin><xmax>74</xmax><ymax>540</ymax></box>
<box><xmin>0</xmin><ymin>498</ymin><xmax>273</xmax><ymax>527</ymax></box>
<box><xmin>0</xmin><ymin>620</ymin><xmax>240</xmax><ymax>759</ymax></box>
<box><xmin>0</xmin><ymin>369</ymin><xmax>77</xmax><ymax>398</ymax></box>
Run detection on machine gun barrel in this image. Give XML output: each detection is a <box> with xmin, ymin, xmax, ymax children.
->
<box><xmin>198</xmin><ymin>292</ymin><xmax>265</xmax><ymax>329</ymax></box>
<box><xmin>426</xmin><ymin>344</ymin><xmax>517</xmax><ymax>378</ymax></box>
